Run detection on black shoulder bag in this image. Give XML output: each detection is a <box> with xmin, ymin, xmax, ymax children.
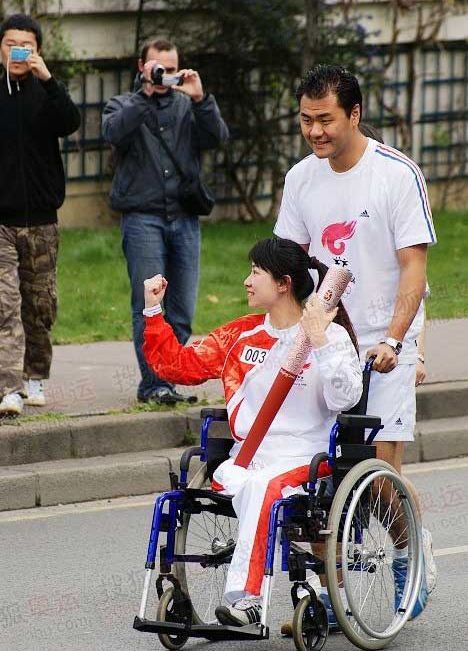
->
<box><xmin>154</xmin><ymin>128</ymin><xmax>215</xmax><ymax>217</ymax></box>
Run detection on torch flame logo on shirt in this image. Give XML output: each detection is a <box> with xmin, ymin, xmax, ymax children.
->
<box><xmin>321</xmin><ymin>221</ymin><xmax>357</xmax><ymax>255</ymax></box>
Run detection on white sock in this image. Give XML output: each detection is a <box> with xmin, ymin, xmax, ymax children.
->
<box><xmin>394</xmin><ymin>546</ymin><xmax>408</xmax><ymax>559</ymax></box>
<box><xmin>321</xmin><ymin>586</ymin><xmax>346</xmax><ymax>601</ymax></box>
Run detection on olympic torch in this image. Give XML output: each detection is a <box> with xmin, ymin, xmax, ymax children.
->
<box><xmin>234</xmin><ymin>266</ymin><xmax>352</xmax><ymax>468</ymax></box>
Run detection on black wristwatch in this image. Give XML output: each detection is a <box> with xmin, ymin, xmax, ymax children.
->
<box><xmin>380</xmin><ymin>337</ymin><xmax>403</xmax><ymax>355</ymax></box>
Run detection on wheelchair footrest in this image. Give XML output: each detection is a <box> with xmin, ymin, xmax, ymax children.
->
<box><xmin>133</xmin><ymin>616</ymin><xmax>268</xmax><ymax>640</ymax></box>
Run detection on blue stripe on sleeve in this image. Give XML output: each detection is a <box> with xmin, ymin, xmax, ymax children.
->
<box><xmin>375</xmin><ymin>148</ymin><xmax>435</xmax><ymax>243</ymax></box>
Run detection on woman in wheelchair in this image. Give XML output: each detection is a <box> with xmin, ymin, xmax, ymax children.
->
<box><xmin>142</xmin><ymin>237</ymin><xmax>363</xmax><ymax>627</ymax></box>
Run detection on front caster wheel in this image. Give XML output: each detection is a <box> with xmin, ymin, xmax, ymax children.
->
<box><xmin>156</xmin><ymin>587</ymin><xmax>191</xmax><ymax>650</ymax></box>
<box><xmin>292</xmin><ymin>594</ymin><xmax>329</xmax><ymax>651</ymax></box>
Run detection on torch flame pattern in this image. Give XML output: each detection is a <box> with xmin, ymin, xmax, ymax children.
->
<box><xmin>321</xmin><ymin>220</ymin><xmax>357</xmax><ymax>255</ymax></box>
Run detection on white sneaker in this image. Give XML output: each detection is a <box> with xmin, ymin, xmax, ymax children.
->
<box><xmin>215</xmin><ymin>597</ymin><xmax>262</xmax><ymax>627</ymax></box>
<box><xmin>24</xmin><ymin>379</ymin><xmax>46</xmax><ymax>406</ymax></box>
<box><xmin>422</xmin><ymin>527</ymin><xmax>437</xmax><ymax>594</ymax></box>
<box><xmin>0</xmin><ymin>392</ymin><xmax>24</xmax><ymax>415</ymax></box>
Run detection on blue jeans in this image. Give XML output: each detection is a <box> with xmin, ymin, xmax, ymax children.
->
<box><xmin>121</xmin><ymin>213</ymin><xmax>200</xmax><ymax>399</ymax></box>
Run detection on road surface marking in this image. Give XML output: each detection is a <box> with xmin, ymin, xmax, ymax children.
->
<box><xmin>405</xmin><ymin>459</ymin><xmax>468</xmax><ymax>475</ymax></box>
<box><xmin>0</xmin><ymin>496</ymin><xmax>155</xmax><ymax>523</ymax></box>
<box><xmin>433</xmin><ymin>545</ymin><xmax>468</xmax><ymax>557</ymax></box>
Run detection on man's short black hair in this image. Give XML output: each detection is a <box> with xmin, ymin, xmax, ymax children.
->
<box><xmin>296</xmin><ymin>64</ymin><xmax>362</xmax><ymax>120</ymax></box>
<box><xmin>0</xmin><ymin>13</ymin><xmax>43</xmax><ymax>49</ymax></box>
<box><xmin>140</xmin><ymin>38</ymin><xmax>177</xmax><ymax>63</ymax></box>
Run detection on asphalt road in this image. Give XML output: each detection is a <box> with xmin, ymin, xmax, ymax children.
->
<box><xmin>0</xmin><ymin>457</ymin><xmax>467</xmax><ymax>651</ymax></box>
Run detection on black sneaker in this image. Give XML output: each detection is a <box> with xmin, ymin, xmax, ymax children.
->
<box><xmin>215</xmin><ymin>598</ymin><xmax>262</xmax><ymax>627</ymax></box>
<box><xmin>138</xmin><ymin>387</ymin><xmax>198</xmax><ymax>405</ymax></box>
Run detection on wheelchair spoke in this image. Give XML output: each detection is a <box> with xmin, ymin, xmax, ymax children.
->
<box><xmin>382</xmin><ymin>564</ymin><xmax>395</xmax><ymax>607</ymax></box>
<box><xmin>357</xmin><ymin>570</ymin><xmax>377</xmax><ymax>617</ymax></box>
<box><xmin>327</xmin><ymin>463</ymin><xmax>422</xmax><ymax>645</ymax></box>
<box><xmin>173</xmin><ymin>474</ymin><xmax>239</xmax><ymax>627</ymax></box>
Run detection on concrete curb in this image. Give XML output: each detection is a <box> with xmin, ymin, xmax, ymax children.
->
<box><xmin>0</xmin><ymin>411</ymin><xmax>188</xmax><ymax>466</ymax></box>
<box><xmin>416</xmin><ymin>416</ymin><xmax>468</xmax><ymax>462</ymax></box>
<box><xmin>2</xmin><ymin>381</ymin><xmax>467</xmax><ymax>468</ymax></box>
<box><xmin>0</xmin><ymin>426</ymin><xmax>467</xmax><ymax>511</ymax></box>
<box><xmin>416</xmin><ymin>381</ymin><xmax>468</xmax><ymax>420</ymax></box>
<box><xmin>0</xmin><ymin>448</ymin><xmax>188</xmax><ymax>510</ymax></box>
<box><xmin>1</xmin><ymin>382</ymin><xmax>467</xmax><ymax>511</ymax></box>
<box><xmin>1</xmin><ymin>381</ymin><xmax>468</xmax><ymax>468</ymax></box>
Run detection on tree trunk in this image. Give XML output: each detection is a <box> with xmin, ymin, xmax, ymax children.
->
<box><xmin>303</xmin><ymin>0</ymin><xmax>322</xmax><ymax>74</ymax></box>
<box><xmin>300</xmin><ymin>1</ymin><xmax>323</xmax><ymax>158</ymax></box>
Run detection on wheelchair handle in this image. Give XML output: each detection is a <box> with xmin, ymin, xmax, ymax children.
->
<box><xmin>361</xmin><ymin>355</ymin><xmax>376</xmax><ymax>413</ymax></box>
<box><xmin>364</xmin><ymin>355</ymin><xmax>376</xmax><ymax>374</ymax></box>
<box><xmin>345</xmin><ymin>355</ymin><xmax>376</xmax><ymax>417</ymax></box>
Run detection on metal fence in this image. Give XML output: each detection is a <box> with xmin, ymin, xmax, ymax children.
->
<box><xmin>62</xmin><ymin>60</ymin><xmax>134</xmax><ymax>181</ymax></box>
<box><xmin>62</xmin><ymin>42</ymin><xmax>467</xmax><ymax>196</ymax></box>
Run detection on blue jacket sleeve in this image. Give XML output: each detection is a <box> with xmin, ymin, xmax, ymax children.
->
<box><xmin>102</xmin><ymin>92</ymin><xmax>151</xmax><ymax>148</ymax></box>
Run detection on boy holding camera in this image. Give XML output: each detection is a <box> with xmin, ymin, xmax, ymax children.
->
<box><xmin>102</xmin><ymin>38</ymin><xmax>229</xmax><ymax>405</ymax></box>
<box><xmin>0</xmin><ymin>14</ymin><xmax>81</xmax><ymax>415</ymax></box>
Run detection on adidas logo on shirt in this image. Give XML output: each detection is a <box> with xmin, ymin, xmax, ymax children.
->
<box><xmin>395</xmin><ymin>417</ymin><xmax>403</xmax><ymax>426</ymax></box>
<box><xmin>359</xmin><ymin>209</ymin><xmax>370</xmax><ymax>219</ymax></box>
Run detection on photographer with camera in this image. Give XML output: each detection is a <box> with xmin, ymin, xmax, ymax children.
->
<box><xmin>0</xmin><ymin>14</ymin><xmax>81</xmax><ymax>416</ymax></box>
<box><xmin>102</xmin><ymin>38</ymin><xmax>229</xmax><ymax>405</ymax></box>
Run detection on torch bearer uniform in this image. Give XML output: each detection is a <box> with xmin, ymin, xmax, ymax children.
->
<box><xmin>143</xmin><ymin>311</ymin><xmax>362</xmax><ymax>602</ymax></box>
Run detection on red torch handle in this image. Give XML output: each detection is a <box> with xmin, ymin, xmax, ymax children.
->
<box><xmin>233</xmin><ymin>368</ymin><xmax>297</xmax><ymax>468</ymax></box>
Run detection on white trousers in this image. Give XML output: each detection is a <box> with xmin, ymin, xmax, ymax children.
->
<box><xmin>212</xmin><ymin>456</ymin><xmax>314</xmax><ymax>604</ymax></box>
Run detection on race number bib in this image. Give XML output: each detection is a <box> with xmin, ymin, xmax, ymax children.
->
<box><xmin>240</xmin><ymin>346</ymin><xmax>268</xmax><ymax>366</ymax></box>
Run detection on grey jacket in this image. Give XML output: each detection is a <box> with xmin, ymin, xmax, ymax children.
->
<box><xmin>102</xmin><ymin>88</ymin><xmax>229</xmax><ymax>216</ymax></box>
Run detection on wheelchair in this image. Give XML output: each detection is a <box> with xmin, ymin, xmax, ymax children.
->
<box><xmin>133</xmin><ymin>359</ymin><xmax>424</xmax><ymax>650</ymax></box>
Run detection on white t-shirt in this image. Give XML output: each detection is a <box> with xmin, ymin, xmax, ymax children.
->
<box><xmin>274</xmin><ymin>138</ymin><xmax>437</xmax><ymax>363</ymax></box>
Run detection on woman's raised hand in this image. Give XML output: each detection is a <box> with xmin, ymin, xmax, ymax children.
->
<box><xmin>144</xmin><ymin>274</ymin><xmax>168</xmax><ymax>309</ymax></box>
<box><xmin>300</xmin><ymin>293</ymin><xmax>337</xmax><ymax>348</ymax></box>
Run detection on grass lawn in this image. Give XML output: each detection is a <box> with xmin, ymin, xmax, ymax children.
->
<box><xmin>426</xmin><ymin>210</ymin><xmax>468</xmax><ymax>319</ymax></box>
<box><xmin>53</xmin><ymin>220</ymin><xmax>272</xmax><ymax>343</ymax></box>
<box><xmin>53</xmin><ymin>210</ymin><xmax>467</xmax><ymax>344</ymax></box>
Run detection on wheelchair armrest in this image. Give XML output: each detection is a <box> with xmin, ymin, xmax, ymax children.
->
<box><xmin>308</xmin><ymin>452</ymin><xmax>329</xmax><ymax>487</ymax></box>
<box><xmin>337</xmin><ymin>413</ymin><xmax>382</xmax><ymax>429</ymax></box>
<box><xmin>180</xmin><ymin>446</ymin><xmax>203</xmax><ymax>474</ymax></box>
<box><xmin>200</xmin><ymin>407</ymin><xmax>228</xmax><ymax>421</ymax></box>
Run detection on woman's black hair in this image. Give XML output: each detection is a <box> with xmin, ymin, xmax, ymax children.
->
<box><xmin>248</xmin><ymin>237</ymin><xmax>359</xmax><ymax>353</ymax></box>
<box><xmin>248</xmin><ymin>237</ymin><xmax>314</xmax><ymax>303</ymax></box>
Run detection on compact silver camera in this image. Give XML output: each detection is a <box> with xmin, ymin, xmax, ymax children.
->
<box><xmin>148</xmin><ymin>63</ymin><xmax>183</xmax><ymax>87</ymax></box>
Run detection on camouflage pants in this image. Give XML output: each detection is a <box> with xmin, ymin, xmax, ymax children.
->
<box><xmin>0</xmin><ymin>224</ymin><xmax>59</xmax><ymax>397</ymax></box>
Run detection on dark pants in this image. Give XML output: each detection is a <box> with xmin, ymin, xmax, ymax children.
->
<box><xmin>0</xmin><ymin>224</ymin><xmax>58</xmax><ymax>397</ymax></box>
<box><xmin>121</xmin><ymin>213</ymin><xmax>200</xmax><ymax>399</ymax></box>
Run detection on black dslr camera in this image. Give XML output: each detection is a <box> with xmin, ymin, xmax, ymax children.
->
<box><xmin>145</xmin><ymin>63</ymin><xmax>183</xmax><ymax>87</ymax></box>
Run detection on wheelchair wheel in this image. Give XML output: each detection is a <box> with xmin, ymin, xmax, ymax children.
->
<box><xmin>156</xmin><ymin>587</ymin><xmax>190</xmax><ymax>650</ymax></box>
<box><xmin>292</xmin><ymin>595</ymin><xmax>328</xmax><ymax>651</ymax></box>
<box><xmin>173</xmin><ymin>463</ymin><xmax>238</xmax><ymax>626</ymax></box>
<box><xmin>325</xmin><ymin>459</ymin><xmax>423</xmax><ymax>650</ymax></box>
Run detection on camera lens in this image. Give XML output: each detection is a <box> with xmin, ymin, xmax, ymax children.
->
<box><xmin>150</xmin><ymin>64</ymin><xmax>165</xmax><ymax>85</ymax></box>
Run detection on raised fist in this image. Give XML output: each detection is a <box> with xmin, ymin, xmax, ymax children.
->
<box><xmin>144</xmin><ymin>274</ymin><xmax>168</xmax><ymax>309</ymax></box>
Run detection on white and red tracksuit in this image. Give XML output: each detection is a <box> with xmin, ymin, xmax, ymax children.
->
<box><xmin>144</xmin><ymin>312</ymin><xmax>362</xmax><ymax>603</ymax></box>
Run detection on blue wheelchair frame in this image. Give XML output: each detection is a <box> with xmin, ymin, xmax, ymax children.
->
<box><xmin>134</xmin><ymin>359</ymin><xmax>383</xmax><ymax>642</ymax></box>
